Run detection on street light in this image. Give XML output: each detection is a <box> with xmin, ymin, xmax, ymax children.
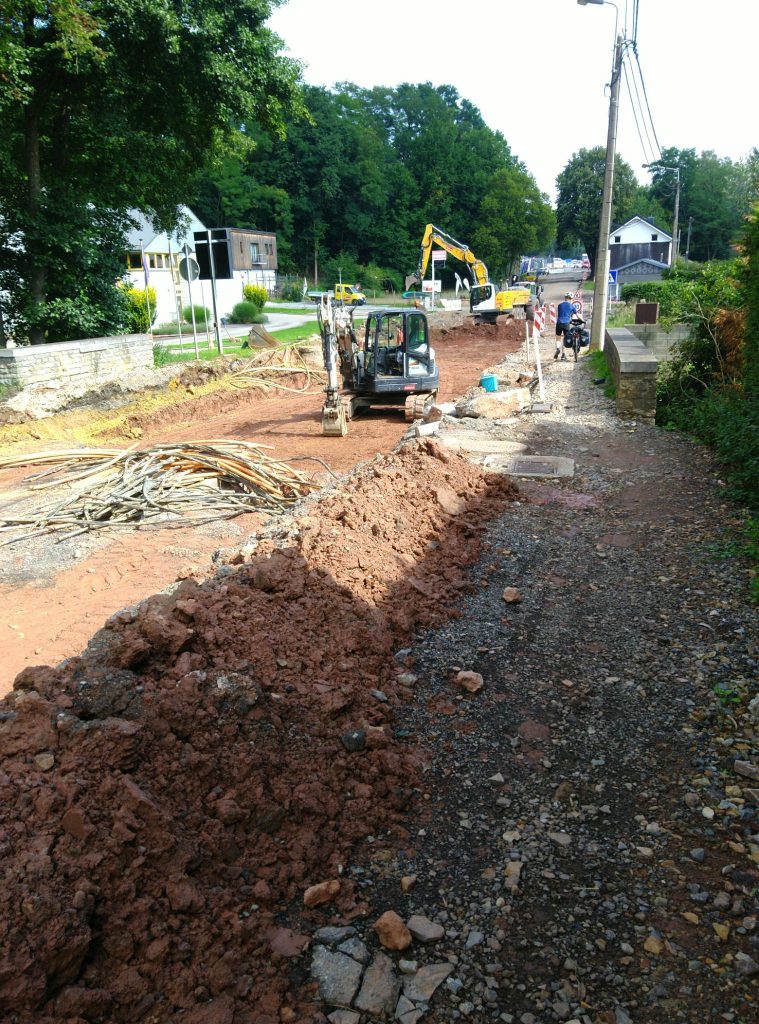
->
<box><xmin>643</xmin><ymin>163</ymin><xmax>681</xmax><ymax>267</ymax></box>
<box><xmin>578</xmin><ymin>0</ymin><xmax>623</xmax><ymax>351</ymax></box>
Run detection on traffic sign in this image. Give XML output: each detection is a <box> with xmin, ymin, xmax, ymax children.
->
<box><xmin>608</xmin><ymin>269</ymin><xmax>617</xmax><ymax>284</ymax></box>
<box><xmin>179</xmin><ymin>256</ymin><xmax>200</xmax><ymax>282</ymax></box>
<box><xmin>431</xmin><ymin>249</ymin><xmax>446</xmax><ymax>262</ymax></box>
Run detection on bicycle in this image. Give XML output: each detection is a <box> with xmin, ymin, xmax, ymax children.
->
<box><xmin>565</xmin><ymin>315</ymin><xmax>590</xmax><ymax>361</ymax></box>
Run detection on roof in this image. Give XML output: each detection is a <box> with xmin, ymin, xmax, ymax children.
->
<box><xmin>616</xmin><ymin>258</ymin><xmax>670</xmax><ymax>272</ymax></box>
<box><xmin>609</xmin><ymin>215</ymin><xmax>672</xmax><ymax>240</ymax></box>
<box><xmin>125</xmin><ymin>206</ymin><xmax>206</xmax><ymax>252</ymax></box>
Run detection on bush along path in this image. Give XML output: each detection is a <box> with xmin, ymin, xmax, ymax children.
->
<box><xmin>306</xmin><ymin>347</ymin><xmax>758</xmax><ymax>1023</ymax></box>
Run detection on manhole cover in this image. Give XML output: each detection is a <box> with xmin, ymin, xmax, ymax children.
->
<box><xmin>503</xmin><ymin>456</ymin><xmax>574</xmax><ymax>479</ymax></box>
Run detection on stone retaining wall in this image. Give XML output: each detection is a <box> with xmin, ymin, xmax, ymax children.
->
<box><xmin>0</xmin><ymin>335</ymin><xmax>153</xmax><ymax>388</ymax></box>
<box><xmin>627</xmin><ymin>323</ymin><xmax>689</xmax><ymax>361</ymax></box>
<box><xmin>604</xmin><ymin>327</ymin><xmax>658</xmax><ymax>423</ymax></box>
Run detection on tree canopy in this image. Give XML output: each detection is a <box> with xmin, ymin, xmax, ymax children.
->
<box><xmin>0</xmin><ymin>0</ymin><xmax>303</xmax><ymax>342</ymax></box>
<box><xmin>555</xmin><ymin>147</ymin><xmax>638</xmax><ymax>270</ymax></box>
<box><xmin>194</xmin><ymin>83</ymin><xmax>555</xmax><ymax>288</ymax></box>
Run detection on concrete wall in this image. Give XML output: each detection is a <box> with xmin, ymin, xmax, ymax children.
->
<box><xmin>627</xmin><ymin>323</ymin><xmax>689</xmax><ymax>362</ymax></box>
<box><xmin>604</xmin><ymin>328</ymin><xmax>658</xmax><ymax>423</ymax></box>
<box><xmin>0</xmin><ymin>334</ymin><xmax>153</xmax><ymax>389</ymax></box>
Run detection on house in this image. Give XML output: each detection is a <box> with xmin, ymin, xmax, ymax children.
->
<box><xmin>126</xmin><ymin>211</ymin><xmax>280</xmax><ymax>324</ymax></box>
<box><xmin>612</xmin><ymin>256</ymin><xmax>669</xmax><ymax>300</ymax></box>
<box><xmin>125</xmin><ymin>207</ymin><xmax>207</xmax><ymax>325</ymax></box>
<box><xmin>609</xmin><ymin>216</ymin><xmax>672</xmax><ymax>272</ymax></box>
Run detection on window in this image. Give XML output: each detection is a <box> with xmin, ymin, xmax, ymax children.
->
<box><xmin>148</xmin><ymin>253</ymin><xmax>166</xmax><ymax>269</ymax></box>
<box><xmin>614</xmin><ymin>235</ymin><xmax>621</xmax><ymax>243</ymax></box>
<box><xmin>250</xmin><ymin>242</ymin><xmax>260</xmax><ymax>263</ymax></box>
<box><xmin>127</xmin><ymin>252</ymin><xmax>142</xmax><ymax>270</ymax></box>
<box><xmin>652</xmin><ymin>234</ymin><xmax>658</xmax><ymax>241</ymax></box>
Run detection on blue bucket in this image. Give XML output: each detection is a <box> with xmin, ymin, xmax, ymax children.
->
<box><xmin>480</xmin><ymin>373</ymin><xmax>498</xmax><ymax>392</ymax></box>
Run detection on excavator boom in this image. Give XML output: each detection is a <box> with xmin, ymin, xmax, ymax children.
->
<box><xmin>405</xmin><ymin>223</ymin><xmax>490</xmax><ymax>290</ymax></box>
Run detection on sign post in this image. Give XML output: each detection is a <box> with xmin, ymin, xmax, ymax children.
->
<box><xmin>206</xmin><ymin>229</ymin><xmax>223</xmax><ymax>355</ymax></box>
<box><xmin>180</xmin><ymin>243</ymin><xmax>200</xmax><ymax>359</ymax></box>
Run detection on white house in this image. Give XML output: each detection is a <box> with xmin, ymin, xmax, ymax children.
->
<box><xmin>125</xmin><ymin>211</ymin><xmax>280</xmax><ymax>325</ymax></box>
<box><xmin>125</xmin><ymin>207</ymin><xmax>208</xmax><ymax>325</ymax></box>
<box><xmin>609</xmin><ymin>216</ymin><xmax>673</xmax><ymax>272</ymax></box>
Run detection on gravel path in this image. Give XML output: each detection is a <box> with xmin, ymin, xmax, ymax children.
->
<box><xmin>314</xmin><ymin>335</ymin><xmax>758</xmax><ymax>1023</ymax></box>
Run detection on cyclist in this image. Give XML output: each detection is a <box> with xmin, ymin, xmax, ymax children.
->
<box><xmin>554</xmin><ymin>291</ymin><xmax>575</xmax><ymax>360</ymax></box>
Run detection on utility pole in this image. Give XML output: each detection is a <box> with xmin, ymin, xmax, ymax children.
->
<box><xmin>590</xmin><ymin>34</ymin><xmax>624</xmax><ymax>352</ymax></box>
<box><xmin>671</xmin><ymin>170</ymin><xmax>681</xmax><ymax>267</ymax></box>
<box><xmin>686</xmin><ymin>216</ymin><xmax>693</xmax><ymax>263</ymax></box>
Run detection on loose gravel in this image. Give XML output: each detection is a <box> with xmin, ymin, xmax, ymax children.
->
<box><xmin>318</xmin><ymin>334</ymin><xmax>758</xmax><ymax>1024</ymax></box>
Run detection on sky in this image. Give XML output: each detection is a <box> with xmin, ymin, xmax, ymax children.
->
<box><xmin>268</xmin><ymin>0</ymin><xmax>758</xmax><ymax>203</ymax></box>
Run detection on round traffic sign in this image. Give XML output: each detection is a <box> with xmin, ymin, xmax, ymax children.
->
<box><xmin>179</xmin><ymin>256</ymin><xmax>199</xmax><ymax>282</ymax></box>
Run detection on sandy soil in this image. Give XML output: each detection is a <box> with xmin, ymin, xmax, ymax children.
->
<box><xmin>0</xmin><ymin>317</ymin><xmax>524</xmax><ymax>692</ymax></box>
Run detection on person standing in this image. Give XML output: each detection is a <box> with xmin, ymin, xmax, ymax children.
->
<box><xmin>554</xmin><ymin>291</ymin><xmax>575</xmax><ymax>360</ymax></box>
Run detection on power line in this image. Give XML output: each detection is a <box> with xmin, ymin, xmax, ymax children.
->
<box><xmin>626</xmin><ymin>49</ymin><xmax>661</xmax><ymax>163</ymax></box>
<box><xmin>631</xmin><ymin>44</ymin><xmax>663</xmax><ymax>160</ymax></box>
<box><xmin>622</xmin><ymin>59</ymin><xmax>657</xmax><ymax>166</ymax></box>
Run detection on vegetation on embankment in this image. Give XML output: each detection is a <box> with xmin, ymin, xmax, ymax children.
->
<box><xmin>622</xmin><ymin>204</ymin><xmax>759</xmax><ymax>596</ymax></box>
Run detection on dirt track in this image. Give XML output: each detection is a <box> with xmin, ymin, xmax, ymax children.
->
<box><xmin>0</xmin><ymin>316</ymin><xmax>524</xmax><ymax>692</ymax></box>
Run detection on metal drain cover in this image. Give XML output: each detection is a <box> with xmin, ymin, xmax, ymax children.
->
<box><xmin>502</xmin><ymin>456</ymin><xmax>575</xmax><ymax>478</ymax></box>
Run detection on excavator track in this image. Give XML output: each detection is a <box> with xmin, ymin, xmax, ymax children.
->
<box><xmin>405</xmin><ymin>393</ymin><xmax>432</xmax><ymax>422</ymax></box>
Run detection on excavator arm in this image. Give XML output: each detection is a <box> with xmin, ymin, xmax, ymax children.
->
<box><xmin>405</xmin><ymin>224</ymin><xmax>490</xmax><ymax>290</ymax></box>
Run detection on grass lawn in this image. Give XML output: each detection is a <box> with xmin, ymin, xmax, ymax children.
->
<box><xmin>153</xmin><ymin>321</ymin><xmax>320</xmax><ymax>367</ymax></box>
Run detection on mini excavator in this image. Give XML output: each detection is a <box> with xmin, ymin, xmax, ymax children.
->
<box><xmin>317</xmin><ymin>294</ymin><xmax>439</xmax><ymax>436</ymax></box>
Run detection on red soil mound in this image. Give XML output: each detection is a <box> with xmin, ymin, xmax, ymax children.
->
<box><xmin>0</xmin><ymin>440</ymin><xmax>517</xmax><ymax>1022</ymax></box>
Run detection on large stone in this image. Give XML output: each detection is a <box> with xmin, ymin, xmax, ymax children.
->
<box><xmin>315</xmin><ymin>926</ymin><xmax>356</xmax><ymax>944</ymax></box>
<box><xmin>327</xmin><ymin>1011</ymin><xmax>361</xmax><ymax>1024</ymax></box>
<box><xmin>406</xmin><ymin>915</ymin><xmax>445</xmax><ymax>943</ymax></box>
<box><xmin>353</xmin><ymin>952</ymin><xmax>400</xmax><ymax>1015</ymax></box>
<box><xmin>373</xmin><ymin>910</ymin><xmax>412</xmax><ymax>951</ymax></box>
<box><xmin>734</xmin><ymin>760</ymin><xmax>759</xmax><ymax>782</ymax></box>
<box><xmin>304</xmin><ymin>879</ymin><xmax>340</xmax><ymax>908</ymax></box>
<box><xmin>311</xmin><ymin>947</ymin><xmax>363</xmax><ymax>1006</ymax></box>
<box><xmin>402</xmin><ymin>962</ymin><xmax>454</xmax><ymax>1002</ymax></box>
<box><xmin>455</xmin><ymin>670</ymin><xmax>484</xmax><ymax>694</ymax></box>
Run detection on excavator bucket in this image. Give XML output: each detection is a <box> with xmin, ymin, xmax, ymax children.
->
<box><xmin>321</xmin><ymin>400</ymin><xmax>348</xmax><ymax>437</ymax></box>
<box><xmin>404</xmin><ymin>273</ymin><xmax>420</xmax><ymax>291</ymax></box>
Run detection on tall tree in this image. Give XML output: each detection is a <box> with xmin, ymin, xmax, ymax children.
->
<box><xmin>555</xmin><ymin>147</ymin><xmax>638</xmax><ymax>272</ymax></box>
<box><xmin>472</xmin><ymin>167</ymin><xmax>555</xmax><ymax>280</ymax></box>
<box><xmin>0</xmin><ymin>0</ymin><xmax>302</xmax><ymax>342</ymax></box>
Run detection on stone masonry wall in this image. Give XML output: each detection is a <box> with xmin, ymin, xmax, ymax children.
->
<box><xmin>605</xmin><ymin>328</ymin><xmax>658</xmax><ymax>423</ymax></box>
<box><xmin>0</xmin><ymin>335</ymin><xmax>153</xmax><ymax>389</ymax></box>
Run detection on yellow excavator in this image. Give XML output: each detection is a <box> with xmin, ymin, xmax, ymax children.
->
<box><xmin>405</xmin><ymin>224</ymin><xmax>528</xmax><ymax>322</ymax></box>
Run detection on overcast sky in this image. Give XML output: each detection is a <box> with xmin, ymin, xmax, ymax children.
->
<box><xmin>268</xmin><ymin>0</ymin><xmax>757</xmax><ymax>202</ymax></box>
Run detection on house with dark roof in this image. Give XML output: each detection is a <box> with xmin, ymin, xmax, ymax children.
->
<box><xmin>609</xmin><ymin>216</ymin><xmax>672</xmax><ymax>272</ymax></box>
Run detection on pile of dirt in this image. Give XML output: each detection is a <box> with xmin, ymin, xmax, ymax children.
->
<box><xmin>0</xmin><ymin>439</ymin><xmax>517</xmax><ymax>1023</ymax></box>
<box><xmin>430</xmin><ymin>315</ymin><xmax>524</xmax><ymax>346</ymax></box>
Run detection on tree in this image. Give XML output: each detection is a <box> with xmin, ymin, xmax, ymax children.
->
<box><xmin>472</xmin><ymin>167</ymin><xmax>555</xmax><ymax>280</ymax></box>
<box><xmin>0</xmin><ymin>0</ymin><xmax>303</xmax><ymax>343</ymax></box>
<box><xmin>197</xmin><ymin>81</ymin><xmax>527</xmax><ymax>284</ymax></box>
<box><xmin>555</xmin><ymin>147</ymin><xmax>638</xmax><ymax>272</ymax></box>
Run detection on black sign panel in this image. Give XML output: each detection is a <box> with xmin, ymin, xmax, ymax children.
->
<box><xmin>193</xmin><ymin>229</ymin><xmax>233</xmax><ymax>280</ymax></box>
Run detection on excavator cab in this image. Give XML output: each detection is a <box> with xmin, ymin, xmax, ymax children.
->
<box><xmin>319</xmin><ymin>301</ymin><xmax>438</xmax><ymax>434</ymax></box>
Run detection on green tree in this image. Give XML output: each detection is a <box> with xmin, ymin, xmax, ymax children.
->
<box><xmin>472</xmin><ymin>167</ymin><xmax>555</xmax><ymax>280</ymax></box>
<box><xmin>555</xmin><ymin>147</ymin><xmax>638</xmax><ymax>273</ymax></box>
<box><xmin>195</xmin><ymin>81</ymin><xmax>525</xmax><ymax>285</ymax></box>
<box><xmin>0</xmin><ymin>0</ymin><xmax>302</xmax><ymax>343</ymax></box>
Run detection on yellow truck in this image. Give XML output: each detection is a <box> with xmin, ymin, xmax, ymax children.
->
<box><xmin>308</xmin><ymin>283</ymin><xmax>366</xmax><ymax>306</ymax></box>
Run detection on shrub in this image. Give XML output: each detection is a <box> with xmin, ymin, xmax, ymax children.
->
<box><xmin>27</xmin><ymin>296</ymin><xmax>104</xmax><ymax>342</ymax></box>
<box><xmin>182</xmin><ymin>304</ymin><xmax>210</xmax><ymax>326</ymax></box>
<box><xmin>125</xmin><ymin>287</ymin><xmax>158</xmax><ymax>333</ymax></box>
<box><xmin>242</xmin><ymin>283</ymin><xmax>268</xmax><ymax>307</ymax></box>
<box><xmin>228</xmin><ymin>301</ymin><xmax>268</xmax><ymax>324</ymax></box>
<box><xmin>280</xmin><ymin>282</ymin><xmax>304</xmax><ymax>302</ymax></box>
